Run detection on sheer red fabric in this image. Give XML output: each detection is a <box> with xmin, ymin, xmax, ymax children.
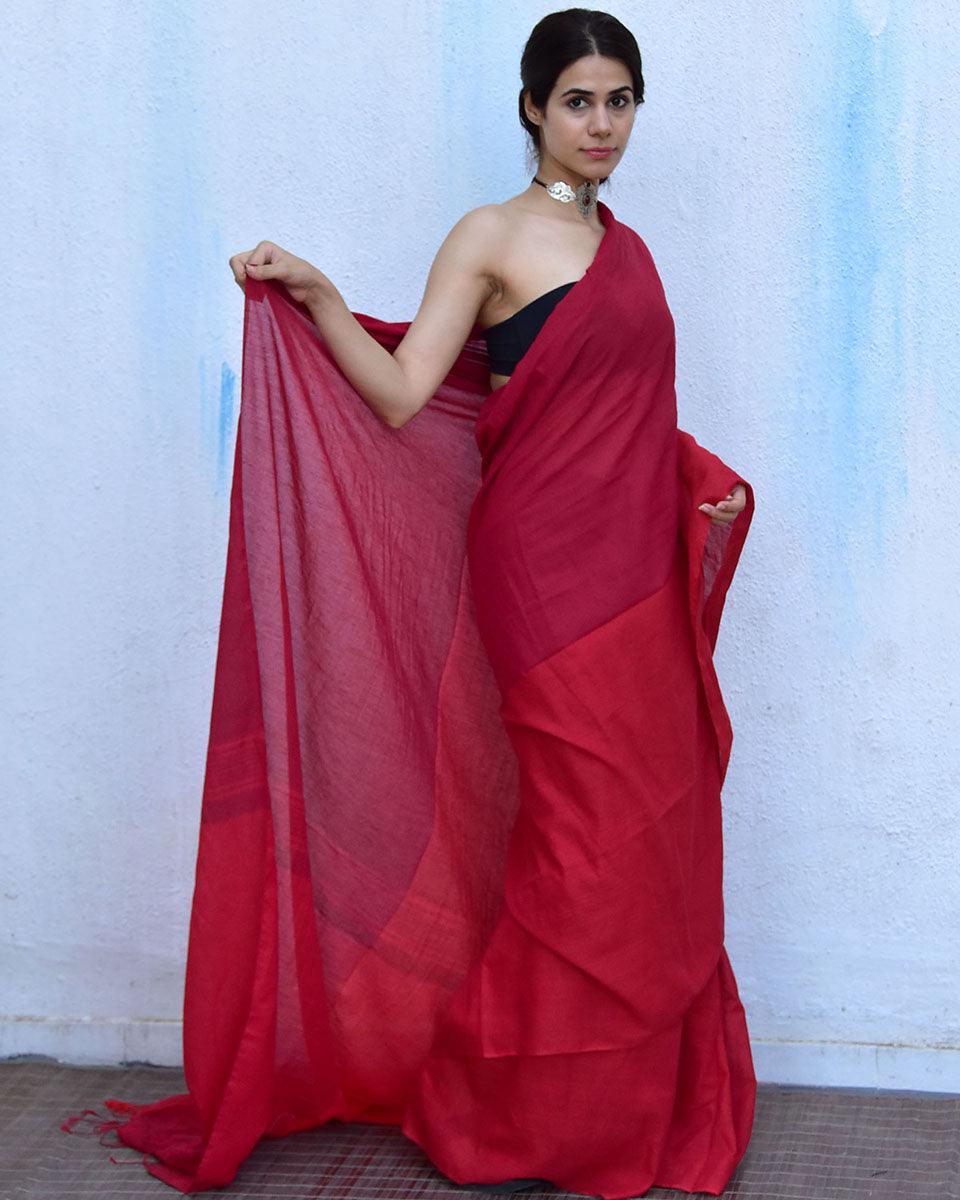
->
<box><xmin>74</xmin><ymin>201</ymin><xmax>757</xmax><ymax>1197</ymax></box>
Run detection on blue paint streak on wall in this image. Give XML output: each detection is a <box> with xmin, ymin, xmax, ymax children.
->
<box><xmin>437</xmin><ymin>4</ymin><xmax>527</xmax><ymax>221</ymax></box>
<box><xmin>197</xmin><ymin>354</ymin><xmax>236</xmax><ymax>497</ymax></box>
<box><xmin>795</xmin><ymin>4</ymin><xmax>908</xmax><ymax>642</ymax></box>
<box><xmin>906</xmin><ymin>54</ymin><xmax>958</xmax><ymax>448</ymax></box>
<box><xmin>218</xmin><ymin>361</ymin><xmax>236</xmax><ymax>492</ymax></box>
<box><xmin>140</xmin><ymin>3</ymin><xmax>230</xmax><ymax>495</ymax></box>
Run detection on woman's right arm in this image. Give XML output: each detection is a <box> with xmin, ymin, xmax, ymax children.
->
<box><xmin>230</xmin><ymin>207</ymin><xmax>501</xmax><ymax>429</ymax></box>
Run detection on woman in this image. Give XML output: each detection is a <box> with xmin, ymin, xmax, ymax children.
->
<box><xmin>68</xmin><ymin>9</ymin><xmax>757</xmax><ymax>1198</ymax></box>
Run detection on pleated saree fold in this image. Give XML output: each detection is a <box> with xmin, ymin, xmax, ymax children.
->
<box><xmin>82</xmin><ymin>201</ymin><xmax>757</xmax><ymax>1198</ymax></box>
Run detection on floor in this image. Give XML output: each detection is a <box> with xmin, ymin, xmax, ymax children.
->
<box><xmin>2</xmin><ymin>1058</ymin><xmax>958</xmax><ymax>1199</ymax></box>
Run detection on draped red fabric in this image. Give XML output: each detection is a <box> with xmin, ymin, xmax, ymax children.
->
<box><xmin>77</xmin><ymin>201</ymin><xmax>757</xmax><ymax>1198</ymax></box>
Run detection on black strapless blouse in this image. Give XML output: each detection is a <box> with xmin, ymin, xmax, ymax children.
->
<box><xmin>482</xmin><ymin>282</ymin><xmax>577</xmax><ymax>375</ymax></box>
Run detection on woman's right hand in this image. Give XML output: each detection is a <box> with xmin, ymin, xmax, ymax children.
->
<box><xmin>228</xmin><ymin>241</ymin><xmax>330</xmax><ymax>306</ymax></box>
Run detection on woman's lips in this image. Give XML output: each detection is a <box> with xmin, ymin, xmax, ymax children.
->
<box><xmin>583</xmin><ymin>147</ymin><xmax>614</xmax><ymax>158</ymax></box>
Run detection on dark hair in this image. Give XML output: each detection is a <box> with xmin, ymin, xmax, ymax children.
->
<box><xmin>518</xmin><ymin>8</ymin><xmax>644</xmax><ymax>155</ymax></box>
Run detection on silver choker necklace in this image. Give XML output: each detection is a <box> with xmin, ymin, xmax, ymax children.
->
<box><xmin>533</xmin><ymin>174</ymin><xmax>598</xmax><ymax>218</ymax></box>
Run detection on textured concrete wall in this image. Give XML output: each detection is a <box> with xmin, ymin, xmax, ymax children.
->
<box><xmin>2</xmin><ymin>1</ymin><xmax>958</xmax><ymax>1090</ymax></box>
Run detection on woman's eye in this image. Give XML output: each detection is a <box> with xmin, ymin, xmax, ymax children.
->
<box><xmin>567</xmin><ymin>95</ymin><xmax>630</xmax><ymax>110</ymax></box>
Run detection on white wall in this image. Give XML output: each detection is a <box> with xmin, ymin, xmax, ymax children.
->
<box><xmin>2</xmin><ymin>0</ymin><xmax>958</xmax><ymax>1091</ymax></box>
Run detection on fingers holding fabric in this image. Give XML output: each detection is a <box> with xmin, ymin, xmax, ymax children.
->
<box><xmin>698</xmin><ymin>482</ymin><xmax>747</xmax><ymax>526</ymax></box>
<box><xmin>226</xmin><ymin>241</ymin><xmax>329</xmax><ymax>306</ymax></box>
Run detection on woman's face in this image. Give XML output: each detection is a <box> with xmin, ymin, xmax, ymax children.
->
<box><xmin>525</xmin><ymin>53</ymin><xmax>637</xmax><ymax>183</ymax></box>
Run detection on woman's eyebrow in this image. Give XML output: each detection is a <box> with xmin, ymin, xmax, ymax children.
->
<box><xmin>558</xmin><ymin>84</ymin><xmax>633</xmax><ymax>98</ymax></box>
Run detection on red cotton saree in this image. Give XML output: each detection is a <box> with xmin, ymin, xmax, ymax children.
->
<box><xmin>74</xmin><ymin>200</ymin><xmax>757</xmax><ymax>1198</ymax></box>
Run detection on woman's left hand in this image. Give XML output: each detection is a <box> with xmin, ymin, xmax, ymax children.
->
<box><xmin>699</xmin><ymin>483</ymin><xmax>747</xmax><ymax>526</ymax></box>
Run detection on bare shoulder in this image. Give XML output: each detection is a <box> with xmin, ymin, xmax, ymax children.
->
<box><xmin>432</xmin><ymin>202</ymin><xmax>509</xmax><ymax>276</ymax></box>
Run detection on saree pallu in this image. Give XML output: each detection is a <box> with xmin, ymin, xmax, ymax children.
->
<box><xmin>82</xmin><ymin>201</ymin><xmax>757</xmax><ymax>1198</ymax></box>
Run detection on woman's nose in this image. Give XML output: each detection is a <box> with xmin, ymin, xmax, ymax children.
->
<box><xmin>589</xmin><ymin>109</ymin><xmax>613</xmax><ymax>136</ymax></box>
